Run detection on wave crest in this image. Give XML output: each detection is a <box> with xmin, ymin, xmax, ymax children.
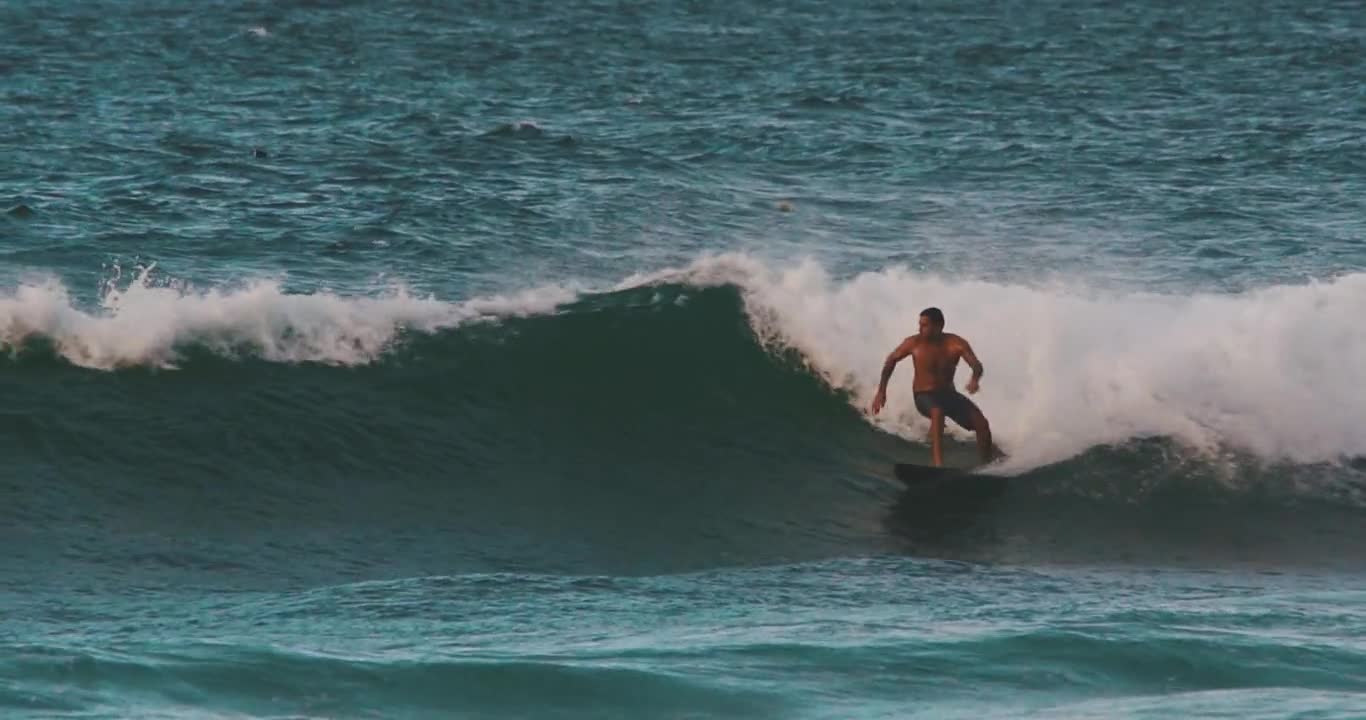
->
<box><xmin>0</xmin><ymin>264</ymin><xmax>578</xmax><ymax>369</ymax></box>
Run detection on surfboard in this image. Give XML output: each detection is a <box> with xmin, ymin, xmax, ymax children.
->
<box><xmin>893</xmin><ymin>463</ymin><xmax>1009</xmax><ymax>497</ymax></box>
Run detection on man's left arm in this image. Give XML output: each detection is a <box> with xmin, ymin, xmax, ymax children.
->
<box><xmin>958</xmin><ymin>336</ymin><xmax>984</xmax><ymax>394</ymax></box>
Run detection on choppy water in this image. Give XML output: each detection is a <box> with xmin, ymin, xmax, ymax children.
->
<box><xmin>3</xmin><ymin>0</ymin><xmax>1365</xmax><ymax>717</ymax></box>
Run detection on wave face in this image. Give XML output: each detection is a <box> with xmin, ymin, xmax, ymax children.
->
<box><xmin>3</xmin><ymin>257</ymin><xmax>1365</xmax><ymax>586</ymax></box>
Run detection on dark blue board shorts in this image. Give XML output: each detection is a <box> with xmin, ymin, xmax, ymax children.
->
<box><xmin>913</xmin><ymin>389</ymin><xmax>980</xmax><ymax>431</ymax></box>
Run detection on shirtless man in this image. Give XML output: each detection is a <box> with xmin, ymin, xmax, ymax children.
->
<box><xmin>869</xmin><ymin>307</ymin><xmax>995</xmax><ymax>467</ymax></box>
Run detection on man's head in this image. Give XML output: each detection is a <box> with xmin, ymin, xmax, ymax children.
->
<box><xmin>918</xmin><ymin>307</ymin><xmax>945</xmax><ymax>337</ymax></box>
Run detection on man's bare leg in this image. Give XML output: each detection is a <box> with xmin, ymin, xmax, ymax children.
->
<box><xmin>929</xmin><ymin>409</ymin><xmax>945</xmax><ymax>467</ymax></box>
<box><xmin>971</xmin><ymin>409</ymin><xmax>994</xmax><ymax>463</ymax></box>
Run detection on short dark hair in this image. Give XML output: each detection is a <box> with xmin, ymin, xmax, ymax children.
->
<box><xmin>920</xmin><ymin>307</ymin><xmax>944</xmax><ymax>326</ymax></box>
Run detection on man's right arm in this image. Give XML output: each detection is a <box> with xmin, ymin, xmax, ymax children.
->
<box><xmin>871</xmin><ymin>336</ymin><xmax>916</xmax><ymax>414</ymax></box>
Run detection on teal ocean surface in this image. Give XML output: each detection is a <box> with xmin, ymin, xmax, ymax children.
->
<box><xmin>2</xmin><ymin>0</ymin><xmax>1365</xmax><ymax>717</ymax></box>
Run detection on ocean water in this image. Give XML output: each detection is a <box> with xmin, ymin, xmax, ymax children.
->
<box><xmin>3</xmin><ymin>0</ymin><xmax>1365</xmax><ymax>717</ymax></box>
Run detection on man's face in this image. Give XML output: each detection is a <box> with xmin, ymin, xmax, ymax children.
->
<box><xmin>918</xmin><ymin>314</ymin><xmax>941</xmax><ymax>338</ymax></box>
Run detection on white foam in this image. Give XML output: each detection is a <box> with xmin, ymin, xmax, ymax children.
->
<box><xmin>0</xmin><ymin>265</ymin><xmax>577</xmax><ymax>370</ymax></box>
<box><xmin>620</xmin><ymin>253</ymin><xmax>1366</xmax><ymax>469</ymax></box>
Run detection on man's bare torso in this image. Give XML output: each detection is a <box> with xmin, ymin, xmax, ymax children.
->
<box><xmin>909</xmin><ymin>333</ymin><xmax>967</xmax><ymax>392</ymax></box>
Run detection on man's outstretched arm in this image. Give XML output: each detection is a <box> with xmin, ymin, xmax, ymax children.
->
<box><xmin>871</xmin><ymin>336</ymin><xmax>916</xmax><ymax>414</ymax></box>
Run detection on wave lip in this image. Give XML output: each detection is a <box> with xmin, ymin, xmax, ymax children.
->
<box><xmin>0</xmin><ymin>266</ymin><xmax>578</xmax><ymax>369</ymax></box>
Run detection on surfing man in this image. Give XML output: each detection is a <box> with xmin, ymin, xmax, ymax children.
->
<box><xmin>869</xmin><ymin>307</ymin><xmax>995</xmax><ymax>467</ymax></box>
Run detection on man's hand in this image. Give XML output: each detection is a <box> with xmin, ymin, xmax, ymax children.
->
<box><xmin>870</xmin><ymin>389</ymin><xmax>887</xmax><ymax>415</ymax></box>
<box><xmin>965</xmin><ymin>378</ymin><xmax>980</xmax><ymax>395</ymax></box>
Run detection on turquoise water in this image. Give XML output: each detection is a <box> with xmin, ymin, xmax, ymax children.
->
<box><xmin>3</xmin><ymin>0</ymin><xmax>1365</xmax><ymax>717</ymax></box>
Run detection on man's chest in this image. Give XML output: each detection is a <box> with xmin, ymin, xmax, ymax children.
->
<box><xmin>912</xmin><ymin>343</ymin><xmax>959</xmax><ymax>366</ymax></box>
